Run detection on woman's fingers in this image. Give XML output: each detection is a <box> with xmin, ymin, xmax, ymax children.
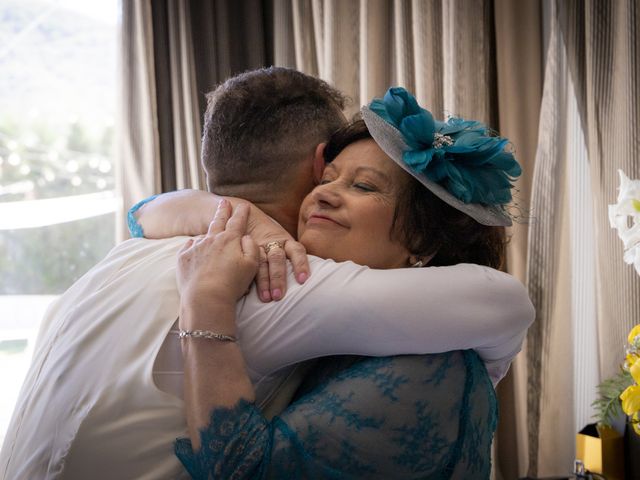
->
<box><xmin>241</xmin><ymin>235</ymin><xmax>260</xmax><ymax>265</ymax></box>
<box><xmin>265</xmin><ymin>241</ymin><xmax>286</xmax><ymax>301</ymax></box>
<box><xmin>255</xmin><ymin>247</ymin><xmax>271</xmax><ymax>302</ymax></box>
<box><xmin>202</xmin><ymin>202</ymin><xmax>306</xmax><ymax>302</ymax></box>
<box><xmin>224</xmin><ymin>202</ymin><xmax>250</xmax><ymax>237</ymax></box>
<box><xmin>207</xmin><ymin>199</ymin><xmax>232</xmax><ymax>237</ymax></box>
<box><xmin>284</xmin><ymin>240</ymin><xmax>309</xmax><ymax>284</ymax></box>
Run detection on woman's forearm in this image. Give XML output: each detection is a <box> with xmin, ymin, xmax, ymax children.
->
<box><xmin>176</xmin><ymin>202</ymin><xmax>259</xmax><ymax>450</ymax></box>
<box><xmin>238</xmin><ymin>260</ymin><xmax>534</xmax><ymax>385</ymax></box>
<box><xmin>134</xmin><ymin>189</ymin><xmax>219</xmax><ymax>238</ymax></box>
<box><xmin>181</xmin><ymin>300</ymin><xmax>255</xmax><ymax>450</ymax></box>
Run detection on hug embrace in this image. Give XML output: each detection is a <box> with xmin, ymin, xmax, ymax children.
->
<box><xmin>0</xmin><ymin>68</ymin><xmax>534</xmax><ymax>479</ymax></box>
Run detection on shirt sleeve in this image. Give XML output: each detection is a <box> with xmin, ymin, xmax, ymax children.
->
<box><xmin>174</xmin><ymin>352</ymin><xmax>496</xmax><ymax>479</ymax></box>
<box><xmin>236</xmin><ymin>258</ymin><xmax>535</xmax><ymax>385</ymax></box>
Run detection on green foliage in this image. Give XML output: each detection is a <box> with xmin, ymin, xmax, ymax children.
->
<box><xmin>67</xmin><ymin>122</ymin><xmax>92</xmax><ymax>153</ymax></box>
<box><xmin>592</xmin><ymin>369</ymin><xmax>634</xmax><ymax>427</ymax></box>
<box><xmin>0</xmin><ymin>214</ymin><xmax>116</xmax><ymax>294</ymax></box>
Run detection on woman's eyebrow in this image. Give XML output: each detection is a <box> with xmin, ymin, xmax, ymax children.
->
<box><xmin>354</xmin><ymin>166</ymin><xmax>390</xmax><ymax>183</ymax></box>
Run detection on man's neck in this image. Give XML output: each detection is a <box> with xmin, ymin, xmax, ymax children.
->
<box><xmin>254</xmin><ymin>200</ymin><xmax>300</xmax><ymax>238</ymax></box>
<box><xmin>213</xmin><ymin>162</ymin><xmax>313</xmax><ymax>238</ymax></box>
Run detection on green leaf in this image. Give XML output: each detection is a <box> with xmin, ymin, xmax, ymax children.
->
<box><xmin>591</xmin><ymin>369</ymin><xmax>634</xmax><ymax>427</ymax></box>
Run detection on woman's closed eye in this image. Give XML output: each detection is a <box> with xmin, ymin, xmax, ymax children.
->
<box><xmin>353</xmin><ymin>182</ymin><xmax>376</xmax><ymax>192</ymax></box>
<box><xmin>319</xmin><ymin>176</ymin><xmax>378</xmax><ymax>192</ymax></box>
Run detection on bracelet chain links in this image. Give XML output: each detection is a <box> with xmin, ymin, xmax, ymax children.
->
<box><xmin>178</xmin><ymin>329</ymin><xmax>237</xmax><ymax>342</ymax></box>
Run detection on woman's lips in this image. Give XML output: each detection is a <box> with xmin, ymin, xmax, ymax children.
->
<box><xmin>307</xmin><ymin>214</ymin><xmax>345</xmax><ymax>227</ymax></box>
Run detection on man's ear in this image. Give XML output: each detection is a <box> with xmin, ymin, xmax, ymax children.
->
<box><xmin>312</xmin><ymin>143</ymin><xmax>326</xmax><ymax>184</ymax></box>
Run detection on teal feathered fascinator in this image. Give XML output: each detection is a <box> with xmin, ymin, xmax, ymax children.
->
<box><xmin>362</xmin><ymin>87</ymin><xmax>521</xmax><ymax>226</ymax></box>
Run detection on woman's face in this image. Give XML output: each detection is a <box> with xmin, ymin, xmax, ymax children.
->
<box><xmin>298</xmin><ymin>139</ymin><xmax>413</xmax><ymax>269</ymax></box>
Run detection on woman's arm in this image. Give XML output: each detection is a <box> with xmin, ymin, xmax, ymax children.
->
<box><xmin>176</xmin><ymin>200</ymin><xmax>258</xmax><ymax>448</ymax></box>
<box><xmin>131</xmin><ymin>190</ymin><xmax>219</xmax><ymax>239</ymax></box>
<box><xmin>132</xmin><ymin>190</ymin><xmax>310</xmax><ymax>301</ymax></box>
<box><xmin>235</xmin><ymin>258</ymin><xmax>535</xmax><ymax>385</ymax></box>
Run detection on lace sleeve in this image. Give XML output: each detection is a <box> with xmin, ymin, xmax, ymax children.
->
<box><xmin>175</xmin><ymin>351</ymin><xmax>497</xmax><ymax>479</ymax></box>
<box><xmin>127</xmin><ymin>194</ymin><xmax>159</xmax><ymax>238</ymax></box>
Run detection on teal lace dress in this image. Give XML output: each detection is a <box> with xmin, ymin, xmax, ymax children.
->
<box><xmin>175</xmin><ymin>350</ymin><xmax>497</xmax><ymax>479</ymax></box>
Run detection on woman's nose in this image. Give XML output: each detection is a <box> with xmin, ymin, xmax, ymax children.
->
<box><xmin>313</xmin><ymin>182</ymin><xmax>342</xmax><ymax>208</ymax></box>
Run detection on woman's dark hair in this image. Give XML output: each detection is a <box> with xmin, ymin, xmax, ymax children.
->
<box><xmin>324</xmin><ymin>119</ymin><xmax>507</xmax><ymax>270</ymax></box>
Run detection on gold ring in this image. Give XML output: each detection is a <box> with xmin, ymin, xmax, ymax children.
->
<box><xmin>264</xmin><ymin>241</ymin><xmax>284</xmax><ymax>255</ymax></box>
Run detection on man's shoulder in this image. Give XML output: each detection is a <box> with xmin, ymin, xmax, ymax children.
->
<box><xmin>110</xmin><ymin>236</ymin><xmax>189</xmax><ymax>258</ymax></box>
<box><xmin>50</xmin><ymin>236</ymin><xmax>188</xmax><ymax>316</ymax></box>
<box><xmin>92</xmin><ymin>236</ymin><xmax>190</xmax><ymax>274</ymax></box>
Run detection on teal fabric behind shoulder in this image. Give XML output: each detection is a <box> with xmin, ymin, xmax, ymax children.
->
<box><xmin>175</xmin><ymin>351</ymin><xmax>497</xmax><ymax>479</ymax></box>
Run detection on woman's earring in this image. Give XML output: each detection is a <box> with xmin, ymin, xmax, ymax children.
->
<box><xmin>409</xmin><ymin>256</ymin><xmax>424</xmax><ymax>268</ymax></box>
<box><xmin>410</xmin><ymin>253</ymin><xmax>435</xmax><ymax>268</ymax></box>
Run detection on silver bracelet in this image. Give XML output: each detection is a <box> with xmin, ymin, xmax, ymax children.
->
<box><xmin>178</xmin><ymin>329</ymin><xmax>237</xmax><ymax>342</ymax></box>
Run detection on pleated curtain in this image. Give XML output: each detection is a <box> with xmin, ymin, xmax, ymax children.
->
<box><xmin>119</xmin><ymin>0</ymin><xmax>270</xmax><ymax>235</ymax></box>
<box><xmin>525</xmin><ymin>5</ymin><xmax>576</xmax><ymax>472</ymax></box>
<box><xmin>273</xmin><ymin>0</ymin><xmax>500</xmax><ymax>124</ymax></box>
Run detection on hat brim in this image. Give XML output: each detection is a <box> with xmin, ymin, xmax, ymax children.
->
<box><xmin>361</xmin><ymin>106</ymin><xmax>512</xmax><ymax>227</ymax></box>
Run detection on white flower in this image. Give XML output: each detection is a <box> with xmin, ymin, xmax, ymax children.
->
<box><xmin>609</xmin><ymin>170</ymin><xmax>640</xmax><ymax>275</ymax></box>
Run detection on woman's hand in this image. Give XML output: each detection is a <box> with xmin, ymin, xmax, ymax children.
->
<box><xmin>177</xmin><ymin>200</ymin><xmax>259</xmax><ymax>329</ymax></box>
<box><xmin>245</xmin><ymin>207</ymin><xmax>309</xmax><ymax>302</ymax></box>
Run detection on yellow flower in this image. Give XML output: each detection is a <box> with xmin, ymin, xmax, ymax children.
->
<box><xmin>628</xmin><ymin>324</ymin><xmax>640</xmax><ymax>345</ymax></box>
<box><xmin>632</xmin><ymin>411</ymin><xmax>640</xmax><ymax>435</ymax></box>
<box><xmin>620</xmin><ymin>384</ymin><xmax>640</xmax><ymax>415</ymax></box>
<box><xmin>631</xmin><ymin>358</ymin><xmax>640</xmax><ymax>385</ymax></box>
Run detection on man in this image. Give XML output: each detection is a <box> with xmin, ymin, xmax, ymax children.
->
<box><xmin>0</xmin><ymin>68</ymin><xmax>531</xmax><ymax>479</ymax></box>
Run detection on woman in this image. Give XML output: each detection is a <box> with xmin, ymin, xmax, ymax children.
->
<box><xmin>138</xmin><ymin>88</ymin><xmax>533</xmax><ymax>477</ymax></box>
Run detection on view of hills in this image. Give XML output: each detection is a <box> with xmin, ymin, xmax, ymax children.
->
<box><xmin>0</xmin><ymin>0</ymin><xmax>117</xmax><ymax>129</ymax></box>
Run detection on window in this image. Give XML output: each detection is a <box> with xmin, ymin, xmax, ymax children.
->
<box><xmin>0</xmin><ymin>0</ymin><xmax>119</xmax><ymax>443</ymax></box>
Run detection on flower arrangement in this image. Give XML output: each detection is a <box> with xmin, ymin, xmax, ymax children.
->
<box><xmin>593</xmin><ymin>170</ymin><xmax>640</xmax><ymax>433</ymax></box>
<box><xmin>620</xmin><ymin>325</ymin><xmax>640</xmax><ymax>434</ymax></box>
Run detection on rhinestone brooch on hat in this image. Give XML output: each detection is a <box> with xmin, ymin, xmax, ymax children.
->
<box><xmin>432</xmin><ymin>132</ymin><xmax>454</xmax><ymax>149</ymax></box>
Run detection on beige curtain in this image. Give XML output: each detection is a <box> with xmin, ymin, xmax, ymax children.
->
<box><xmin>119</xmin><ymin>0</ymin><xmax>270</xmax><ymax>238</ymax></box>
<box><xmin>525</xmin><ymin>4</ymin><xmax>575</xmax><ymax>473</ymax></box>
<box><xmin>273</xmin><ymin>0</ymin><xmax>500</xmax><ymax>123</ymax></box>
<box><xmin>493</xmin><ymin>2</ymin><xmax>543</xmax><ymax>477</ymax></box>
<box><xmin>118</xmin><ymin>0</ymin><xmax>161</xmax><ymax>239</ymax></box>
